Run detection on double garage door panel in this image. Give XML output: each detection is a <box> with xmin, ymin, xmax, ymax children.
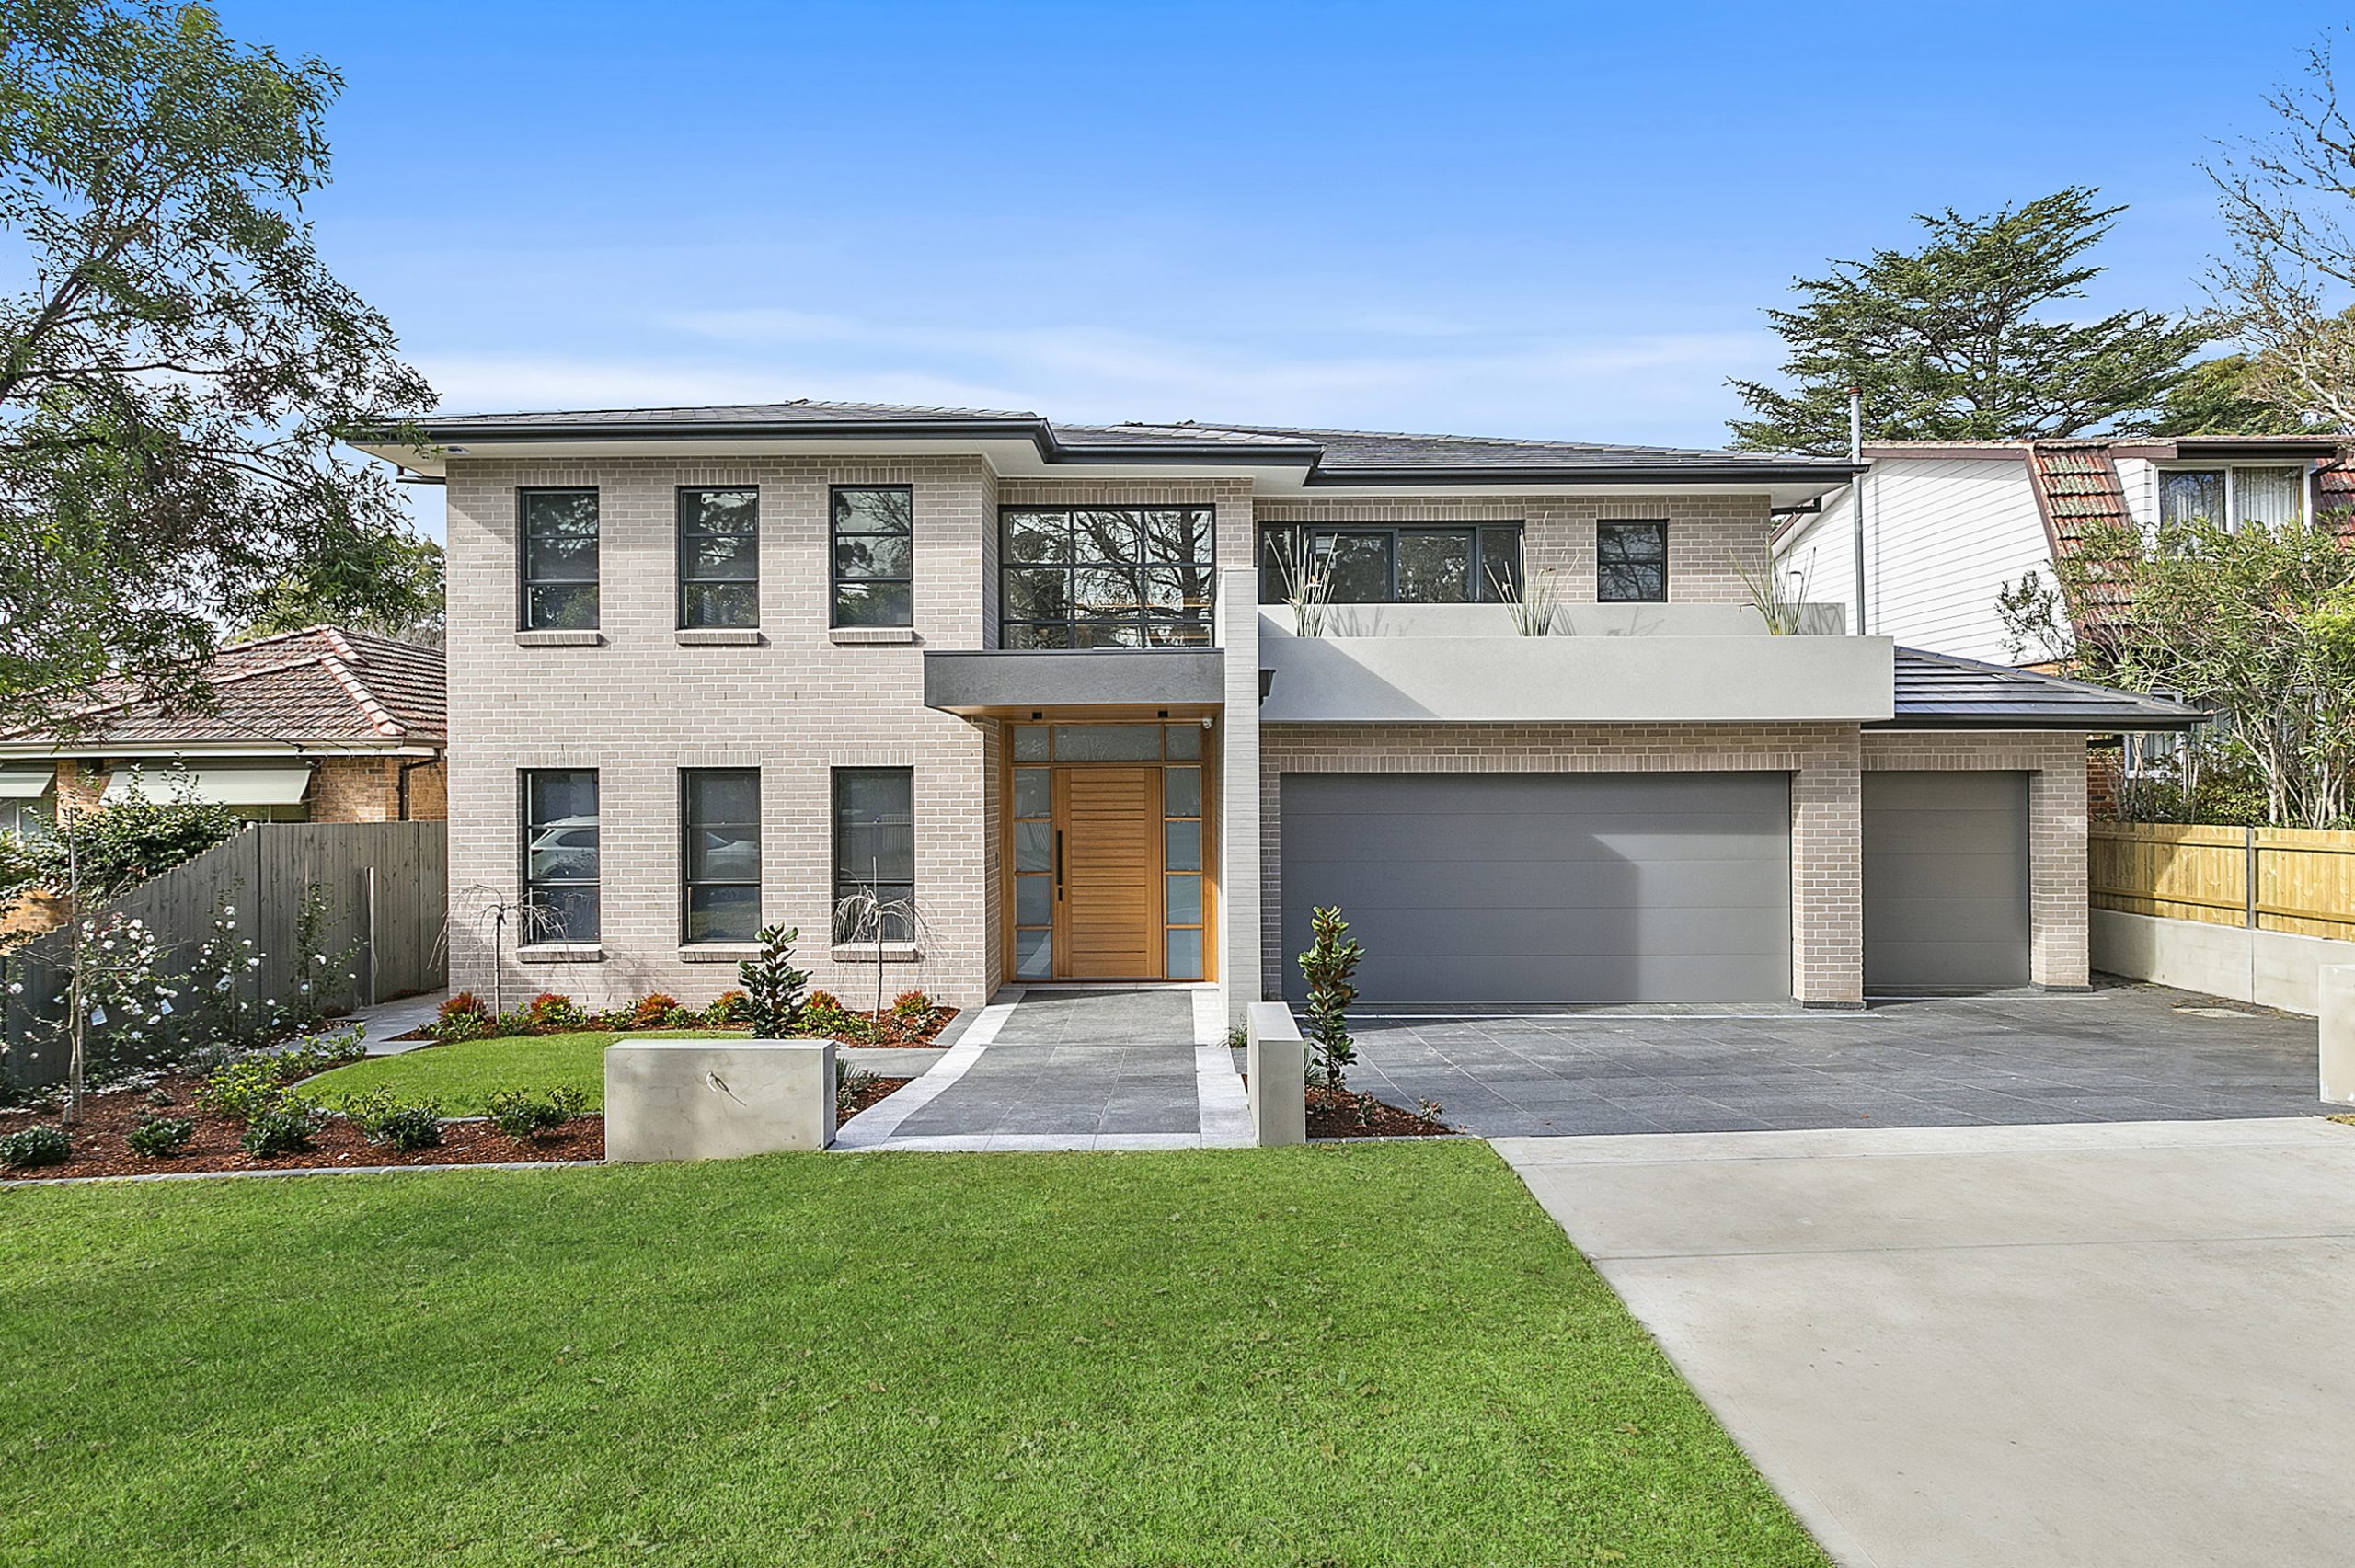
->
<box><xmin>1861</xmin><ymin>771</ymin><xmax>2030</xmax><ymax>992</ymax></box>
<box><xmin>1280</xmin><ymin>772</ymin><xmax>1792</xmax><ymax>1004</ymax></box>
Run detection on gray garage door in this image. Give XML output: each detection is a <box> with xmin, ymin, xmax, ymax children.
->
<box><xmin>1862</xmin><ymin>771</ymin><xmax>2030</xmax><ymax>993</ymax></box>
<box><xmin>1278</xmin><ymin>772</ymin><xmax>1792</xmax><ymax>1004</ymax></box>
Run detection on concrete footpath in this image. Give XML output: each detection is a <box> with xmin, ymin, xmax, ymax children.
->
<box><xmin>1499</xmin><ymin>1117</ymin><xmax>2355</xmax><ymax>1568</ymax></box>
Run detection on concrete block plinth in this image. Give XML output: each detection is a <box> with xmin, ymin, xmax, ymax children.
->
<box><xmin>1246</xmin><ymin>1002</ymin><xmax>1306</xmax><ymax>1147</ymax></box>
<box><xmin>2320</xmin><ymin>967</ymin><xmax>2355</xmax><ymax>1107</ymax></box>
<box><xmin>605</xmin><ymin>1037</ymin><xmax>836</xmax><ymax>1163</ymax></box>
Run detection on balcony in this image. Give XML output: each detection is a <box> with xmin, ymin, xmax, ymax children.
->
<box><xmin>1255</xmin><ymin>602</ymin><xmax>1894</xmax><ymax>724</ymax></box>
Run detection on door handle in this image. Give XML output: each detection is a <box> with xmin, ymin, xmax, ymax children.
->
<box><xmin>1055</xmin><ymin>830</ymin><xmax>1064</xmax><ymax>899</ymax></box>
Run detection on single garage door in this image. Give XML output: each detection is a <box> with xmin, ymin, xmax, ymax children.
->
<box><xmin>1279</xmin><ymin>772</ymin><xmax>1792</xmax><ymax>1004</ymax></box>
<box><xmin>1862</xmin><ymin>771</ymin><xmax>2030</xmax><ymax>993</ymax></box>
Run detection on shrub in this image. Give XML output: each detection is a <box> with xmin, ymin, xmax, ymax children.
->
<box><xmin>126</xmin><ymin>1116</ymin><xmax>196</xmax><ymax>1158</ymax></box>
<box><xmin>197</xmin><ymin>1059</ymin><xmax>294</xmax><ymax>1121</ymax></box>
<box><xmin>521</xmin><ymin>991</ymin><xmax>583</xmax><ymax>1032</ymax></box>
<box><xmin>738</xmin><ymin>926</ymin><xmax>810</xmax><ymax>1036</ymax></box>
<box><xmin>339</xmin><ymin>1086</ymin><xmax>446</xmax><ymax>1150</ymax></box>
<box><xmin>836</xmin><ymin>1060</ymin><xmax>881</xmax><ymax>1114</ymax></box>
<box><xmin>706</xmin><ymin>989</ymin><xmax>752</xmax><ymax>1026</ymax></box>
<box><xmin>1299</xmin><ymin>905</ymin><xmax>1364</xmax><ymax>1093</ymax></box>
<box><xmin>626</xmin><ymin>993</ymin><xmax>681</xmax><ymax>1030</ymax></box>
<box><xmin>801</xmin><ymin>989</ymin><xmax>872</xmax><ymax>1041</ymax></box>
<box><xmin>484</xmin><ymin>1086</ymin><xmax>589</xmax><ymax>1139</ymax></box>
<box><xmin>239</xmin><ymin>1101</ymin><xmax>322</xmax><ymax>1157</ymax></box>
<box><xmin>889</xmin><ymin>989</ymin><xmax>935</xmax><ymax>1019</ymax></box>
<box><xmin>431</xmin><ymin>992</ymin><xmax>497</xmax><ymax>1042</ymax></box>
<box><xmin>0</xmin><ymin>1124</ymin><xmax>70</xmax><ymax>1168</ymax></box>
<box><xmin>273</xmin><ymin>1024</ymin><xmax>367</xmax><ymax>1080</ymax></box>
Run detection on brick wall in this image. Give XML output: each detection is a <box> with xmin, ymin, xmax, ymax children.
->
<box><xmin>442</xmin><ymin>454</ymin><xmax>997</xmax><ymax>1010</ymax></box>
<box><xmin>1860</xmin><ymin>730</ymin><xmax>2090</xmax><ymax>988</ymax></box>
<box><xmin>1258</xmin><ymin>721</ymin><xmax>1867</xmax><ymax>1004</ymax></box>
<box><xmin>1254</xmin><ymin>492</ymin><xmax>1773</xmax><ymax>602</ymax></box>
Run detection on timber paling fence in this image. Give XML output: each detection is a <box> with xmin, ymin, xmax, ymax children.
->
<box><xmin>1</xmin><ymin>820</ymin><xmax>446</xmax><ymax>1090</ymax></box>
<box><xmin>2088</xmin><ymin>822</ymin><xmax>2355</xmax><ymax>941</ymax></box>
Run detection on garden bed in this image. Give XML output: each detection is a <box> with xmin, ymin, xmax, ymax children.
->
<box><xmin>0</xmin><ymin>1070</ymin><xmax>916</xmax><ymax>1181</ymax></box>
<box><xmin>404</xmin><ymin>987</ymin><xmax>959</xmax><ymax>1049</ymax></box>
<box><xmin>1305</xmin><ymin>1086</ymin><xmax>1453</xmax><ymax>1139</ymax></box>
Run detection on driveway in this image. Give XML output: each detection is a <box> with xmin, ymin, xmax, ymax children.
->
<box><xmin>1348</xmin><ymin>982</ymin><xmax>2332</xmax><ymax>1135</ymax></box>
<box><xmin>1499</xmin><ymin>1117</ymin><xmax>2355</xmax><ymax>1567</ymax></box>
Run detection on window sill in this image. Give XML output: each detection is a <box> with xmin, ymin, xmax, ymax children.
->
<box><xmin>517</xmin><ymin>943</ymin><xmax>604</xmax><ymax>963</ymax></box>
<box><xmin>676</xmin><ymin>628</ymin><xmax>763</xmax><ymax>647</ymax></box>
<box><xmin>831</xmin><ymin>942</ymin><xmax>921</xmax><ymax>964</ymax></box>
<box><xmin>678</xmin><ymin>943</ymin><xmax>763</xmax><ymax>963</ymax></box>
<box><xmin>515</xmin><ymin>629</ymin><xmax>603</xmax><ymax>647</ymax></box>
<box><xmin>830</xmin><ymin>626</ymin><xmax>917</xmax><ymax>646</ymax></box>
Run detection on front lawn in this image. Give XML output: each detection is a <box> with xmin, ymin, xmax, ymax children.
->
<box><xmin>301</xmin><ymin>1028</ymin><xmax>746</xmax><ymax>1114</ymax></box>
<box><xmin>0</xmin><ymin>1142</ymin><xmax>1824</xmax><ymax>1567</ymax></box>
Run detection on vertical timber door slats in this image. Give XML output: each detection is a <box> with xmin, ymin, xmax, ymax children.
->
<box><xmin>1054</xmin><ymin>766</ymin><xmax>1162</xmax><ymax>979</ymax></box>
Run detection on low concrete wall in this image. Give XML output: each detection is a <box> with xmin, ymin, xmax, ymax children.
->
<box><xmin>605</xmin><ymin>1037</ymin><xmax>835</xmax><ymax>1162</ymax></box>
<box><xmin>2090</xmin><ymin>909</ymin><xmax>2355</xmax><ymax>1016</ymax></box>
<box><xmin>1246</xmin><ymin>1001</ymin><xmax>1305</xmax><ymax>1147</ymax></box>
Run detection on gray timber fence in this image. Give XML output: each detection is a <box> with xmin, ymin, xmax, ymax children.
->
<box><xmin>2</xmin><ymin>820</ymin><xmax>445</xmax><ymax>1091</ymax></box>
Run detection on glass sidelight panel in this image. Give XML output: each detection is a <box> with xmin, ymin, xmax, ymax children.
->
<box><xmin>1164</xmin><ymin>818</ymin><xmax>1202</xmax><ymax>872</ymax></box>
<box><xmin>1011</xmin><ymin>754</ymin><xmax>1054</xmax><ymax>979</ymax></box>
<box><xmin>1161</xmin><ymin>761</ymin><xmax>1206</xmax><ymax>980</ymax></box>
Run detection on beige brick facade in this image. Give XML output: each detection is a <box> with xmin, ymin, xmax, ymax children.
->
<box><xmin>436</xmin><ymin>442</ymin><xmax>2087</xmax><ymax>1014</ymax></box>
<box><xmin>442</xmin><ymin>454</ymin><xmax>999</xmax><ymax>1010</ymax></box>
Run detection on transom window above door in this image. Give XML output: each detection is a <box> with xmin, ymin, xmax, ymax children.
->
<box><xmin>1000</xmin><ymin>506</ymin><xmax>1215</xmax><ymax>648</ymax></box>
<box><xmin>1258</xmin><ymin>524</ymin><xmax>1522</xmax><ymax>604</ymax></box>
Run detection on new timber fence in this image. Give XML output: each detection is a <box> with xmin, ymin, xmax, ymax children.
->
<box><xmin>2089</xmin><ymin>822</ymin><xmax>2355</xmax><ymax>941</ymax></box>
<box><xmin>1</xmin><ymin>820</ymin><xmax>446</xmax><ymax>1090</ymax></box>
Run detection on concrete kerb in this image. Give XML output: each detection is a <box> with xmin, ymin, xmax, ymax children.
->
<box><xmin>3</xmin><ymin>1159</ymin><xmax>600</xmax><ymax>1188</ymax></box>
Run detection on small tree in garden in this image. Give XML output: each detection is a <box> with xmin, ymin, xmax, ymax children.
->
<box><xmin>1298</xmin><ymin>905</ymin><xmax>1364</xmax><ymax>1093</ymax></box>
<box><xmin>738</xmin><ymin>924</ymin><xmax>810</xmax><ymax>1038</ymax></box>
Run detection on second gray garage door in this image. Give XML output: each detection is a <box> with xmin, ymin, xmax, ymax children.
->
<box><xmin>1862</xmin><ymin>770</ymin><xmax>2030</xmax><ymax>993</ymax></box>
<box><xmin>1278</xmin><ymin>772</ymin><xmax>1792</xmax><ymax>1004</ymax></box>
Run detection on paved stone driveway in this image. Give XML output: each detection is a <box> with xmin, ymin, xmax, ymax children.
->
<box><xmin>1347</xmin><ymin>981</ymin><xmax>2331</xmax><ymax>1136</ymax></box>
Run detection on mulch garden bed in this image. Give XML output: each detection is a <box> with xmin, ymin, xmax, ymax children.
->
<box><xmin>392</xmin><ymin>1005</ymin><xmax>960</xmax><ymax>1048</ymax></box>
<box><xmin>1</xmin><ymin>1072</ymin><xmax>917</xmax><ymax>1181</ymax></box>
<box><xmin>1304</xmin><ymin>1086</ymin><xmax>1453</xmax><ymax>1139</ymax></box>
<box><xmin>0</xmin><ymin>1073</ymin><xmax>602</xmax><ymax>1180</ymax></box>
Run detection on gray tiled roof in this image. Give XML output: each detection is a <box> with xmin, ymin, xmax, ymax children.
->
<box><xmin>409</xmin><ymin>401</ymin><xmax>1852</xmax><ymax>479</ymax></box>
<box><xmin>1886</xmin><ymin>647</ymin><xmax>2201</xmax><ymax>730</ymax></box>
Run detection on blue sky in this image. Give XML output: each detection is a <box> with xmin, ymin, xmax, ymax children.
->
<box><xmin>217</xmin><ymin>0</ymin><xmax>2346</xmax><ymax>536</ymax></box>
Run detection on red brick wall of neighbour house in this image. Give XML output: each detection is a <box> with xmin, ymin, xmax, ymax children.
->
<box><xmin>301</xmin><ymin>757</ymin><xmax>449</xmax><ymax>822</ymax></box>
<box><xmin>1859</xmin><ymin>731</ymin><xmax>2090</xmax><ymax>989</ymax></box>
<box><xmin>440</xmin><ymin>453</ymin><xmax>996</xmax><ymax>1013</ymax></box>
<box><xmin>1252</xmin><ymin>492</ymin><xmax>1775</xmax><ymax>602</ymax></box>
<box><xmin>1257</xmin><ymin>722</ymin><xmax>1868</xmax><ymax>1006</ymax></box>
<box><xmin>51</xmin><ymin>759</ymin><xmax>104</xmax><ymax>821</ymax></box>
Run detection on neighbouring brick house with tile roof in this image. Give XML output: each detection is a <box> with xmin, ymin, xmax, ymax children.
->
<box><xmin>343</xmin><ymin>397</ymin><xmax>2200</xmax><ymax>1016</ymax></box>
<box><xmin>0</xmin><ymin>625</ymin><xmax>447</xmax><ymax>832</ymax></box>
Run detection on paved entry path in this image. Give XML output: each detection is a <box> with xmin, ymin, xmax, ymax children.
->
<box><xmin>1500</xmin><ymin>1117</ymin><xmax>2355</xmax><ymax>1568</ymax></box>
<box><xmin>835</xmin><ymin>988</ymin><xmax>1251</xmax><ymax>1151</ymax></box>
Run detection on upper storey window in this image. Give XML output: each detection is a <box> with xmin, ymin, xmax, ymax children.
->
<box><xmin>1258</xmin><ymin>524</ymin><xmax>1522</xmax><ymax>604</ymax></box>
<box><xmin>1001</xmin><ymin>506</ymin><xmax>1215</xmax><ymax>648</ymax></box>
<box><xmin>1596</xmin><ymin>521</ymin><xmax>1668</xmax><ymax>602</ymax></box>
<box><xmin>679</xmin><ymin>487</ymin><xmax>759</xmax><ymax>628</ymax></box>
<box><xmin>832</xmin><ymin>486</ymin><xmax>914</xmax><ymax>627</ymax></box>
<box><xmin>520</xmin><ymin>489</ymin><xmax>599</xmax><ymax>629</ymax></box>
<box><xmin>2158</xmin><ymin>466</ymin><xmax>2304</xmax><ymax>532</ymax></box>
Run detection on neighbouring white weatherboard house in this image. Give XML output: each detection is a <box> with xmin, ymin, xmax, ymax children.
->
<box><xmin>355</xmin><ymin>401</ymin><xmax>2198</xmax><ymax>1021</ymax></box>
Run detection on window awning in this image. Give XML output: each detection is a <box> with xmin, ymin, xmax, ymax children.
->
<box><xmin>0</xmin><ymin>767</ymin><xmax>54</xmax><ymax>799</ymax></box>
<box><xmin>101</xmin><ymin>765</ymin><xmax>315</xmax><ymax>807</ymax></box>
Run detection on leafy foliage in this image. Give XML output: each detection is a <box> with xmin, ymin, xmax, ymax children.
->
<box><xmin>431</xmin><ymin>991</ymin><xmax>494</xmax><ymax>1042</ymax></box>
<box><xmin>237</xmin><ymin>1099</ymin><xmax>321</xmax><ymax>1157</ymax></box>
<box><xmin>124</xmin><ymin>1114</ymin><xmax>192</xmax><ymax>1157</ymax></box>
<box><xmin>1299</xmin><ymin>905</ymin><xmax>1364</xmax><ymax>1093</ymax></box>
<box><xmin>737</xmin><ymin>924</ymin><xmax>809</xmax><ymax>1038</ymax></box>
<box><xmin>0</xmin><ymin>1122</ymin><xmax>68</xmax><ymax>1166</ymax></box>
<box><xmin>2037</xmin><ymin>515</ymin><xmax>2355</xmax><ymax>827</ymax></box>
<box><xmin>482</xmin><ymin>1085</ymin><xmax>587</xmax><ymax>1139</ymax></box>
<box><xmin>1729</xmin><ymin>188</ymin><xmax>2203</xmax><ymax>453</ymax></box>
<box><xmin>241</xmin><ymin>531</ymin><xmax>444</xmax><ymax>647</ymax></box>
<box><xmin>2141</xmin><ymin>352</ymin><xmax>2314</xmax><ymax>436</ymax></box>
<box><xmin>0</xmin><ymin>0</ymin><xmax>433</xmax><ymax>732</ymax></box>
<box><xmin>336</xmin><ymin>1085</ymin><xmax>442</xmax><ymax>1150</ymax></box>
<box><xmin>2</xmin><ymin>783</ymin><xmax>241</xmax><ymax>904</ymax></box>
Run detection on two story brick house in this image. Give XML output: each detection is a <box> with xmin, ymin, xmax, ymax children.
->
<box><xmin>359</xmin><ymin>401</ymin><xmax>2195</xmax><ymax>1019</ymax></box>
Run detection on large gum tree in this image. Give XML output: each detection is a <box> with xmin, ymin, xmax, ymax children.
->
<box><xmin>0</xmin><ymin>0</ymin><xmax>432</xmax><ymax>732</ymax></box>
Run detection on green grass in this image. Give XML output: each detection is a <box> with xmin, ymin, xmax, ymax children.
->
<box><xmin>0</xmin><ymin>1143</ymin><xmax>1823</xmax><ymax>1567</ymax></box>
<box><xmin>300</xmin><ymin>1029</ymin><xmax>745</xmax><ymax>1113</ymax></box>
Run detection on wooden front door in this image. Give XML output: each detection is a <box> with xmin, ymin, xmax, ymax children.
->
<box><xmin>1055</xmin><ymin>766</ymin><xmax>1160</xmax><ymax>979</ymax></box>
